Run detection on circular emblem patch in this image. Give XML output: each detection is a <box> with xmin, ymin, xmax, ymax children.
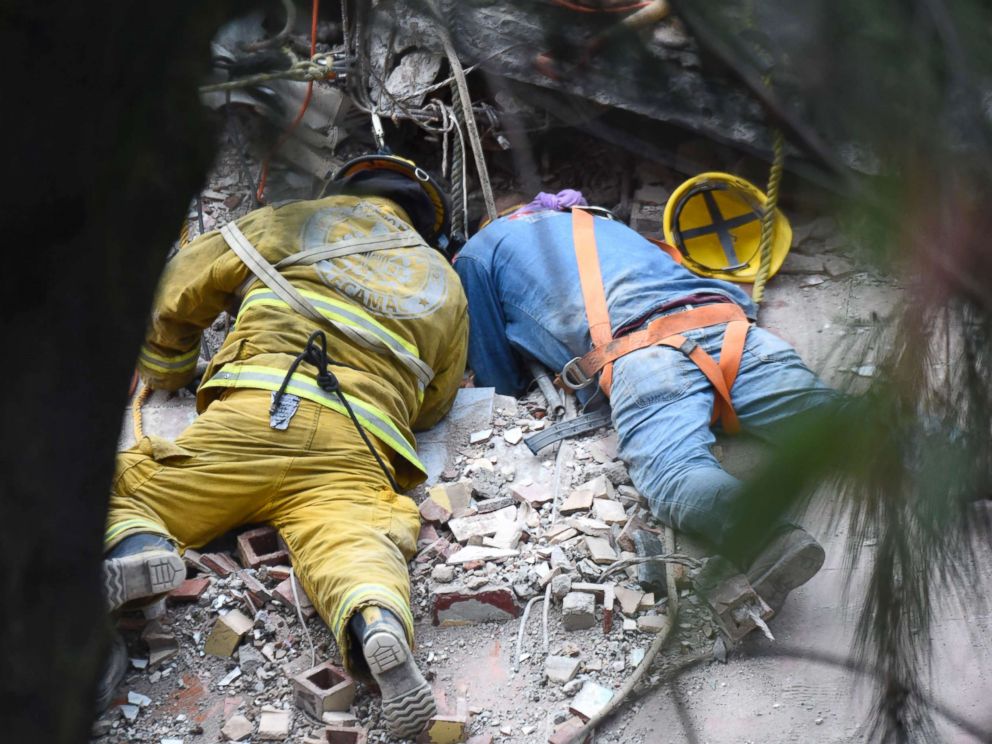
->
<box><xmin>303</xmin><ymin>205</ymin><xmax>450</xmax><ymax>319</ymax></box>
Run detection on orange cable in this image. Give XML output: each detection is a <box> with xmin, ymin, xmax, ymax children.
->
<box><xmin>256</xmin><ymin>0</ymin><xmax>320</xmax><ymax>203</ymax></box>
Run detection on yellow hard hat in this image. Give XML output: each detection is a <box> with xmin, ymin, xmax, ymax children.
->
<box><xmin>662</xmin><ymin>172</ymin><xmax>792</xmax><ymax>283</ymax></box>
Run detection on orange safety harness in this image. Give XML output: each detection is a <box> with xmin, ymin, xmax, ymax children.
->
<box><xmin>561</xmin><ymin>208</ymin><xmax>751</xmax><ymax>434</ymax></box>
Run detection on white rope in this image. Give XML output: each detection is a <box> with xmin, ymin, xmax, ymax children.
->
<box><xmin>290</xmin><ymin>567</ymin><xmax>316</xmax><ymax>668</ymax></box>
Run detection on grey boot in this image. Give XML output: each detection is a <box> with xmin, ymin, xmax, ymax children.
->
<box><xmin>350</xmin><ymin>606</ymin><xmax>436</xmax><ymax>739</ymax></box>
<box><xmin>103</xmin><ymin>533</ymin><xmax>185</xmax><ymax>612</ymax></box>
<box><xmin>746</xmin><ymin>526</ymin><xmax>825</xmax><ymax>615</ymax></box>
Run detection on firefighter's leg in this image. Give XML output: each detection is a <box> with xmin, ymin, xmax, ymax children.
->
<box><xmin>270</xmin><ymin>406</ymin><xmax>434</xmax><ymax>739</ymax></box>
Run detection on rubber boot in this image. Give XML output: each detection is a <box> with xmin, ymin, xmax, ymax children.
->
<box><xmin>746</xmin><ymin>526</ymin><xmax>825</xmax><ymax>615</ymax></box>
<box><xmin>103</xmin><ymin>532</ymin><xmax>185</xmax><ymax>612</ymax></box>
<box><xmin>349</xmin><ymin>606</ymin><xmax>436</xmax><ymax>739</ymax></box>
<box><xmin>95</xmin><ymin>629</ymin><xmax>128</xmax><ymax>712</ymax></box>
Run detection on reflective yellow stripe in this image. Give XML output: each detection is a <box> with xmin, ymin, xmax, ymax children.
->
<box><xmin>331</xmin><ymin>584</ymin><xmax>414</xmax><ymax>644</ymax></box>
<box><xmin>105</xmin><ymin>517</ymin><xmax>168</xmax><ymax>545</ymax></box>
<box><xmin>138</xmin><ymin>344</ymin><xmax>198</xmax><ymax>374</ymax></box>
<box><xmin>200</xmin><ymin>365</ymin><xmax>425</xmax><ymax>475</ymax></box>
<box><xmin>241</xmin><ymin>288</ymin><xmax>419</xmax><ymax>357</ymax></box>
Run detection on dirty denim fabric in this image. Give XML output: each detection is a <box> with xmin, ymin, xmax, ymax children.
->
<box><xmin>610</xmin><ymin>320</ymin><xmax>837</xmax><ymax>553</ymax></box>
<box><xmin>453</xmin><ymin>209</ymin><xmax>756</xmax><ymax>402</ymax></box>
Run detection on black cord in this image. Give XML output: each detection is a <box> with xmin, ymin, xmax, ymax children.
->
<box><xmin>273</xmin><ymin>331</ymin><xmax>401</xmax><ymax>492</ymax></box>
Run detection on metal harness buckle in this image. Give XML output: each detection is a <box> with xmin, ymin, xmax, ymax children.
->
<box><xmin>560</xmin><ymin>356</ymin><xmax>595</xmax><ymax>391</ymax></box>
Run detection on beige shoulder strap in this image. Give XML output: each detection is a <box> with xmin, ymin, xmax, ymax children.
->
<box><xmin>219</xmin><ymin>222</ymin><xmax>434</xmax><ymax>389</ymax></box>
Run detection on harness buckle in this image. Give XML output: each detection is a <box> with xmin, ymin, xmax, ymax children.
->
<box><xmin>560</xmin><ymin>357</ymin><xmax>595</xmax><ymax>391</ymax></box>
<box><xmin>678</xmin><ymin>339</ymin><xmax>698</xmax><ymax>355</ymax></box>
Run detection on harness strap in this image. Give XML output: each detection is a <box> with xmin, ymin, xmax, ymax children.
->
<box><xmin>574</xmin><ymin>303</ymin><xmax>747</xmax><ymax>379</ymax></box>
<box><xmin>220</xmin><ymin>222</ymin><xmax>434</xmax><ymax>389</ymax></box>
<box><xmin>572</xmin><ymin>208</ymin><xmax>617</xmax><ymax>393</ymax></box>
<box><xmin>566</xmin><ymin>209</ymin><xmax>750</xmax><ymax>432</ymax></box>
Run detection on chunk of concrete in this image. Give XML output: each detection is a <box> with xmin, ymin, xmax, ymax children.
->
<box><xmin>614</xmin><ymin>586</ymin><xmax>644</xmax><ymax>616</ymax></box>
<box><xmin>445</xmin><ymin>545</ymin><xmax>519</xmax><ymax>564</ymax></box>
<box><xmin>204</xmin><ymin>609</ymin><xmax>254</xmax><ymax>658</ymax></box>
<box><xmin>569</xmin><ymin>681</ymin><xmax>615</xmax><ymax>721</ymax></box>
<box><xmin>222</xmin><ymin>714</ymin><xmax>253</xmax><ymax>741</ymax></box>
<box><xmin>258</xmin><ymin>706</ymin><xmax>292</xmax><ymax>740</ymax></box>
<box><xmin>637</xmin><ymin>615</ymin><xmax>669</xmax><ymax>633</ymax></box>
<box><xmin>448</xmin><ymin>506</ymin><xmax>517</xmax><ymax>543</ymax></box>
<box><xmin>592</xmin><ymin>499</ymin><xmax>628</xmax><ymax>525</ymax></box>
<box><xmin>562</xmin><ymin>591</ymin><xmax>596</xmax><ymax>631</ymax></box>
<box><xmin>545</xmin><ymin>655</ymin><xmax>581</xmax><ymax>684</ymax></box>
<box><xmin>584</xmin><ymin>536</ymin><xmax>618</xmax><ymax>565</ymax></box>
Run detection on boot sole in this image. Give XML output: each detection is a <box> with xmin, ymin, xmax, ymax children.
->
<box><xmin>364</xmin><ymin>630</ymin><xmax>437</xmax><ymax>739</ymax></box>
<box><xmin>103</xmin><ymin>550</ymin><xmax>185</xmax><ymax>612</ymax></box>
<box><xmin>750</xmin><ymin>540</ymin><xmax>825</xmax><ymax>616</ymax></box>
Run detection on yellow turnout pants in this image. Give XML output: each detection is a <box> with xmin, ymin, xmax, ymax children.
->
<box><xmin>105</xmin><ymin>389</ymin><xmax>421</xmax><ymax>669</ymax></box>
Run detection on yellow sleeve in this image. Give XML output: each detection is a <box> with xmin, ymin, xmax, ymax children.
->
<box><xmin>137</xmin><ymin>218</ymin><xmax>260</xmax><ymax>390</ymax></box>
<box><xmin>411</xmin><ymin>306</ymin><xmax>469</xmax><ymax>431</ymax></box>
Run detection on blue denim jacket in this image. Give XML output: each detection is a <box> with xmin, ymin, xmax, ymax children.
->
<box><xmin>454</xmin><ymin>209</ymin><xmax>756</xmax><ymax>396</ymax></box>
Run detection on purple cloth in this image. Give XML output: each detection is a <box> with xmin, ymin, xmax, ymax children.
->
<box><xmin>523</xmin><ymin>189</ymin><xmax>587</xmax><ymax>212</ymax></box>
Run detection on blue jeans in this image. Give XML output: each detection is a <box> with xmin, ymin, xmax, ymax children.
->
<box><xmin>610</xmin><ymin>319</ymin><xmax>836</xmax><ymax>556</ymax></box>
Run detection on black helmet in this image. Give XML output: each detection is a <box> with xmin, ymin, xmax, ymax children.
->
<box><xmin>328</xmin><ymin>154</ymin><xmax>450</xmax><ymax>248</ymax></box>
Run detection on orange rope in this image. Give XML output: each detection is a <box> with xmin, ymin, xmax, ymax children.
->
<box><xmin>255</xmin><ymin>0</ymin><xmax>320</xmax><ymax>203</ymax></box>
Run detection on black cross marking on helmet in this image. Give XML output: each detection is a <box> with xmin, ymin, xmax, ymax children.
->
<box><xmin>678</xmin><ymin>190</ymin><xmax>761</xmax><ymax>269</ymax></box>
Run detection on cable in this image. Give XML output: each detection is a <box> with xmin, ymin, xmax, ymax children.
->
<box><xmin>255</xmin><ymin>0</ymin><xmax>320</xmax><ymax>203</ymax></box>
<box><xmin>272</xmin><ymin>330</ymin><xmax>401</xmax><ymax>492</ymax></box>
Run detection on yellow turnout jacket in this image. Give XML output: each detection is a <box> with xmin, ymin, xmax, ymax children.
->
<box><xmin>136</xmin><ymin>196</ymin><xmax>468</xmax><ymax>489</ymax></box>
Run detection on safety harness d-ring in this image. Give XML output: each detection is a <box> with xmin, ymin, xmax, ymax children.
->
<box><xmin>560</xmin><ymin>356</ymin><xmax>595</xmax><ymax>391</ymax></box>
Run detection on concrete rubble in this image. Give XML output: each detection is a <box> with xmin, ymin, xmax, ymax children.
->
<box><xmin>93</xmin><ymin>22</ymin><xmax>961</xmax><ymax>740</ymax></box>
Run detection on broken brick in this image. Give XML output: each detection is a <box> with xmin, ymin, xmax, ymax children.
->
<box><xmin>200</xmin><ymin>552</ymin><xmax>240</xmax><ymax>577</ymax></box>
<box><xmin>274</xmin><ymin>576</ymin><xmax>317</xmax><ymax>619</ymax></box>
<box><xmin>549</xmin><ymin>717</ymin><xmax>590</xmax><ymax>744</ymax></box>
<box><xmin>291</xmin><ymin>661</ymin><xmax>355</xmax><ymax>719</ymax></box>
<box><xmin>167</xmin><ymin>577</ymin><xmax>210</xmax><ymax>604</ymax></box>
<box><xmin>592</xmin><ymin>499</ymin><xmax>628</xmax><ymax>525</ymax></box>
<box><xmin>322</xmin><ymin>725</ymin><xmax>367</xmax><ymax>744</ymax></box>
<box><xmin>419</xmin><ymin>496</ymin><xmax>453</xmax><ymax>524</ymax></box>
<box><xmin>433</xmin><ymin>586</ymin><xmax>520</xmax><ymax>626</ymax></box>
<box><xmin>236</xmin><ymin>526</ymin><xmax>290</xmax><ymax>569</ymax></box>
<box><xmin>141</xmin><ymin>620</ymin><xmax>179</xmax><ymax>669</ymax></box>
<box><xmin>239</xmin><ymin>571</ymin><xmax>270</xmax><ymax>607</ymax></box>
<box><xmin>267</xmin><ymin>565</ymin><xmax>292</xmax><ymax>582</ymax></box>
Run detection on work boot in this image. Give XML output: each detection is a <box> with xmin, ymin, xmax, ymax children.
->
<box><xmin>746</xmin><ymin>526</ymin><xmax>825</xmax><ymax>615</ymax></box>
<box><xmin>350</xmin><ymin>606</ymin><xmax>436</xmax><ymax>739</ymax></box>
<box><xmin>103</xmin><ymin>533</ymin><xmax>185</xmax><ymax>612</ymax></box>
<box><xmin>95</xmin><ymin>629</ymin><xmax>128</xmax><ymax>712</ymax></box>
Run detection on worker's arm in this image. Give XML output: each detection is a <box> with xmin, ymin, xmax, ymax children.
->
<box><xmin>453</xmin><ymin>253</ymin><xmax>529</xmax><ymax>396</ymax></box>
<box><xmin>412</xmin><ymin>305</ymin><xmax>469</xmax><ymax>431</ymax></box>
<box><xmin>137</xmin><ymin>215</ymin><xmax>262</xmax><ymax>390</ymax></box>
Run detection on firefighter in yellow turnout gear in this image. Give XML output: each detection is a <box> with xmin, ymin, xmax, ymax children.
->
<box><xmin>101</xmin><ymin>157</ymin><xmax>467</xmax><ymax>738</ymax></box>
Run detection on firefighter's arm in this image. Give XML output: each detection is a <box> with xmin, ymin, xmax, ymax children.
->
<box><xmin>137</xmin><ymin>217</ymin><xmax>261</xmax><ymax>390</ymax></box>
<box><xmin>452</xmin><ymin>253</ymin><xmax>529</xmax><ymax>396</ymax></box>
<box><xmin>412</xmin><ymin>305</ymin><xmax>469</xmax><ymax>431</ymax></box>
